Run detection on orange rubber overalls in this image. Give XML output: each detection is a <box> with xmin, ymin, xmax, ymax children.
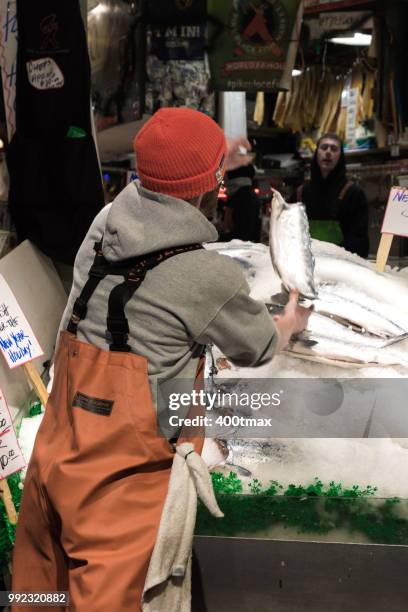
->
<box><xmin>12</xmin><ymin>242</ymin><xmax>205</xmax><ymax>611</ymax></box>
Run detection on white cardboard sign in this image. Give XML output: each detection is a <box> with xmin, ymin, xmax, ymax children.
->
<box><xmin>0</xmin><ymin>274</ymin><xmax>43</xmax><ymax>369</ymax></box>
<box><xmin>381</xmin><ymin>187</ymin><xmax>408</xmax><ymax>238</ymax></box>
<box><xmin>0</xmin><ymin>387</ymin><xmax>25</xmax><ymax>478</ymax></box>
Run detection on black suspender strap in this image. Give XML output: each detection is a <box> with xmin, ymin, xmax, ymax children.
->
<box><xmin>106</xmin><ymin>243</ymin><xmax>203</xmax><ymax>352</ymax></box>
<box><xmin>105</xmin><ymin>274</ymin><xmax>145</xmax><ymax>353</ymax></box>
<box><xmin>67</xmin><ymin>241</ymin><xmax>203</xmax><ymax>351</ymax></box>
<box><xmin>67</xmin><ymin>240</ymin><xmax>106</xmax><ymax>335</ymax></box>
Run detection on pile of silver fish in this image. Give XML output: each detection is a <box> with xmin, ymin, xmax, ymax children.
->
<box><xmin>268</xmin><ymin>190</ymin><xmax>408</xmax><ymax>368</ymax></box>
<box><xmin>203</xmin><ymin>200</ymin><xmax>408</xmax><ymax>479</ymax></box>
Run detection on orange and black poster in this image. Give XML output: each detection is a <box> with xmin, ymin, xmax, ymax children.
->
<box><xmin>208</xmin><ymin>0</ymin><xmax>301</xmax><ymax>92</ymax></box>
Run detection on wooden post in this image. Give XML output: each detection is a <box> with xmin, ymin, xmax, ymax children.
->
<box><xmin>0</xmin><ymin>480</ymin><xmax>17</xmax><ymax>525</ymax></box>
<box><xmin>23</xmin><ymin>362</ymin><xmax>49</xmax><ymax>407</ymax></box>
<box><xmin>376</xmin><ymin>233</ymin><xmax>394</xmax><ymax>273</ymax></box>
<box><xmin>0</xmin><ymin>360</ymin><xmax>49</xmax><ymax>526</ymax></box>
<box><xmin>0</xmin><ymin>361</ymin><xmax>48</xmax><ymax>529</ymax></box>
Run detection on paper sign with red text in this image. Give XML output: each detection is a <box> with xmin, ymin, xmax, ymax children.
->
<box><xmin>0</xmin><ymin>388</ymin><xmax>25</xmax><ymax>478</ymax></box>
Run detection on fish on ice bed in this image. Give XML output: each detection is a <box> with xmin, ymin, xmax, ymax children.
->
<box><xmin>208</xmin><ymin>228</ymin><xmax>408</xmax><ymax>368</ymax></box>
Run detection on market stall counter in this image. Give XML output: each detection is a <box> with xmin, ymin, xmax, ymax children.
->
<box><xmin>190</xmin><ymin>237</ymin><xmax>408</xmax><ymax>611</ymax></box>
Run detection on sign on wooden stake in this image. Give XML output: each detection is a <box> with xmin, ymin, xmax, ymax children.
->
<box><xmin>377</xmin><ymin>187</ymin><xmax>408</xmax><ymax>272</ymax></box>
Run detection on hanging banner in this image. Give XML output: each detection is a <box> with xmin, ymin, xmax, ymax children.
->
<box><xmin>345</xmin><ymin>87</ymin><xmax>358</xmax><ymax>146</ymax></box>
<box><xmin>207</xmin><ymin>0</ymin><xmax>302</xmax><ymax>92</ymax></box>
<box><xmin>0</xmin><ymin>388</ymin><xmax>26</xmax><ymax>478</ymax></box>
<box><xmin>305</xmin><ymin>0</ymin><xmax>370</xmax><ymax>13</ymax></box>
<box><xmin>318</xmin><ymin>12</ymin><xmax>371</xmax><ymax>32</ymax></box>
<box><xmin>0</xmin><ymin>0</ymin><xmax>18</xmax><ymax>142</ymax></box>
<box><xmin>141</xmin><ymin>0</ymin><xmax>206</xmax><ymax>25</ymax></box>
<box><xmin>88</xmin><ymin>0</ymin><xmax>144</xmax><ymax>127</ymax></box>
<box><xmin>150</xmin><ymin>24</ymin><xmax>206</xmax><ymax>61</ymax></box>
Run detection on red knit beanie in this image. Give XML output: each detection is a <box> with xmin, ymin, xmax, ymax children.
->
<box><xmin>134</xmin><ymin>108</ymin><xmax>227</xmax><ymax>200</ymax></box>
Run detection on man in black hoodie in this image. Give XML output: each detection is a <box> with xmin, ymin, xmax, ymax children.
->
<box><xmin>297</xmin><ymin>133</ymin><xmax>369</xmax><ymax>258</ymax></box>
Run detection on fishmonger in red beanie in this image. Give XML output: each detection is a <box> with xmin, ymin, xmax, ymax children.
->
<box><xmin>134</xmin><ymin>108</ymin><xmax>227</xmax><ymax>201</ymax></box>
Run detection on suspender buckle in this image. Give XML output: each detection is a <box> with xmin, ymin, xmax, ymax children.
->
<box><xmin>106</xmin><ymin>317</ymin><xmax>130</xmax><ymax>334</ymax></box>
<box><xmin>109</xmin><ymin>343</ymin><xmax>132</xmax><ymax>352</ymax></box>
<box><xmin>72</xmin><ymin>298</ymin><xmax>88</xmax><ymax>320</ymax></box>
<box><xmin>106</xmin><ymin>316</ymin><xmax>130</xmax><ymax>351</ymax></box>
<box><xmin>67</xmin><ymin>298</ymin><xmax>87</xmax><ymax>333</ymax></box>
<box><xmin>89</xmin><ymin>264</ymin><xmax>106</xmax><ymax>279</ymax></box>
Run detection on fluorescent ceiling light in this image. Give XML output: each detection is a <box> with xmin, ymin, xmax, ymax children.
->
<box><xmin>329</xmin><ymin>32</ymin><xmax>372</xmax><ymax>46</ymax></box>
<box><xmin>292</xmin><ymin>69</ymin><xmax>302</xmax><ymax>77</ymax></box>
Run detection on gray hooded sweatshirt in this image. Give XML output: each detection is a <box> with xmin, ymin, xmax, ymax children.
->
<box><xmin>59</xmin><ymin>182</ymin><xmax>278</xmax><ymax>410</ymax></box>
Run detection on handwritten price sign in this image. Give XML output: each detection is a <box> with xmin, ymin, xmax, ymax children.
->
<box><xmin>0</xmin><ymin>388</ymin><xmax>25</xmax><ymax>478</ymax></box>
<box><xmin>381</xmin><ymin>187</ymin><xmax>408</xmax><ymax>237</ymax></box>
<box><xmin>0</xmin><ymin>274</ymin><xmax>43</xmax><ymax>369</ymax></box>
<box><xmin>26</xmin><ymin>57</ymin><xmax>64</xmax><ymax>90</ymax></box>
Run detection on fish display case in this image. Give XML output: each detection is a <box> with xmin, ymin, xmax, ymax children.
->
<box><xmin>194</xmin><ymin>237</ymin><xmax>408</xmax><ymax>611</ymax></box>
<box><xmin>193</xmin><ymin>535</ymin><xmax>408</xmax><ymax>612</ymax></box>
<box><xmin>193</xmin><ymin>473</ymin><xmax>408</xmax><ymax>611</ymax></box>
<box><xmin>196</xmin><ymin>474</ymin><xmax>408</xmax><ymax>546</ymax></box>
<box><xmin>192</xmin><ymin>414</ymin><xmax>408</xmax><ymax>610</ymax></box>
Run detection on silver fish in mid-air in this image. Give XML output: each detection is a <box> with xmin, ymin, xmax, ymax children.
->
<box><xmin>269</xmin><ymin>189</ymin><xmax>317</xmax><ymax>299</ymax></box>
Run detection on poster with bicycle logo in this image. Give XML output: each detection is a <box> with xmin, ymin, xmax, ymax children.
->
<box><xmin>207</xmin><ymin>0</ymin><xmax>301</xmax><ymax>92</ymax></box>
